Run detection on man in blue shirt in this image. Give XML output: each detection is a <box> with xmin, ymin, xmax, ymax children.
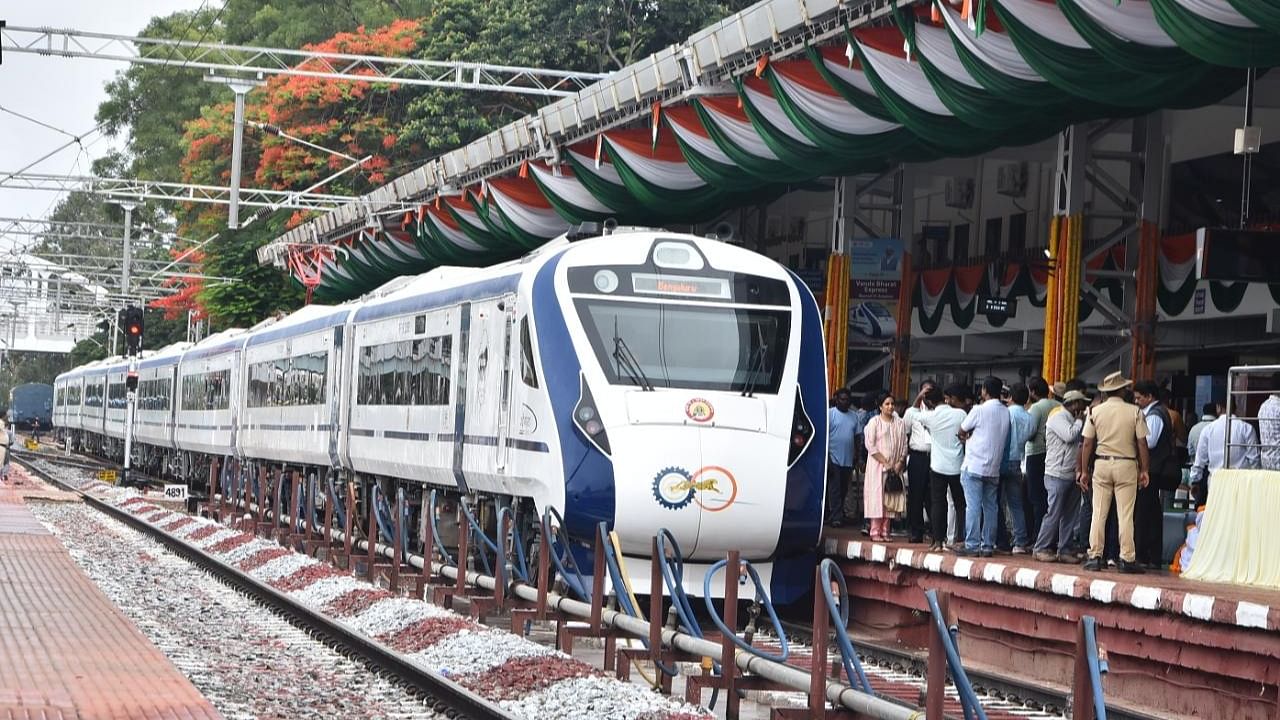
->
<box><xmin>958</xmin><ymin>376</ymin><xmax>1010</xmax><ymax>556</ymax></box>
<box><xmin>1001</xmin><ymin>383</ymin><xmax>1036</xmax><ymax>553</ymax></box>
<box><xmin>827</xmin><ymin>388</ymin><xmax>859</xmax><ymax>527</ymax></box>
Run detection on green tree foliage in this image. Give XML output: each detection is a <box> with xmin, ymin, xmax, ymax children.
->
<box><xmin>0</xmin><ymin>351</ymin><xmax>76</xmax><ymax>406</ymax></box>
<box><xmin>95</xmin><ymin>9</ymin><xmax>225</xmax><ymax>182</ymax></box>
<box><xmin>199</xmin><ymin>220</ymin><xmax>304</xmax><ymax>327</ymax></box>
<box><xmin>223</xmin><ymin>0</ymin><xmax>432</xmax><ymax>48</ymax></box>
<box><xmin>94</xmin><ymin>0</ymin><xmax>756</xmax><ymax>329</ymax></box>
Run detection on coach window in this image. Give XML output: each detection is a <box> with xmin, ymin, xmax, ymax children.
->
<box><xmin>519</xmin><ymin>316</ymin><xmax>538</xmax><ymax>389</ymax></box>
<box><xmin>358</xmin><ymin>336</ymin><xmax>450</xmax><ymax>406</ymax></box>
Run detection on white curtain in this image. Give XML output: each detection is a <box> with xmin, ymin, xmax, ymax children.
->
<box><xmin>939</xmin><ymin>3</ymin><xmax>1044</xmax><ymax>82</ymax></box>
<box><xmin>856</xmin><ymin>40</ymin><xmax>954</xmax><ymax>116</ymax></box>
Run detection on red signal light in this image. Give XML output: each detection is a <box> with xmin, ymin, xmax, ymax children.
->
<box><xmin>129</xmin><ymin>324</ymin><xmax>141</xmax><ymax>335</ymax></box>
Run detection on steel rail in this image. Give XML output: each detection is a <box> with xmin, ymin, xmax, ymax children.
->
<box><xmin>15</xmin><ymin>456</ymin><xmax>518</xmax><ymax>720</ymax></box>
<box><xmin>271</xmin><ymin>508</ymin><xmax>921</xmax><ymax>719</ymax></box>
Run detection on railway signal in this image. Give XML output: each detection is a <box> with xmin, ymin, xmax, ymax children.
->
<box><xmin>122</xmin><ymin>306</ymin><xmax>144</xmax><ymax>356</ymax></box>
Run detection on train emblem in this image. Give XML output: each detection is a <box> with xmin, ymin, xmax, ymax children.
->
<box><xmin>652</xmin><ymin>465</ymin><xmax>738</xmax><ymax>512</ymax></box>
<box><xmin>684</xmin><ymin>398</ymin><xmax>714</xmax><ymax>423</ymax></box>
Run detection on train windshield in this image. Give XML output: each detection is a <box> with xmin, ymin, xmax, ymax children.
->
<box><xmin>575</xmin><ymin>299</ymin><xmax>790</xmax><ymax>393</ymax></box>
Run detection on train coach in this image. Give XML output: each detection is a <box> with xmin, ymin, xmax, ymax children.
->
<box><xmin>54</xmin><ymin>227</ymin><xmax>829</xmax><ymax>601</ymax></box>
<box><xmin>9</xmin><ymin>382</ymin><xmax>53</xmax><ymax>430</ymax></box>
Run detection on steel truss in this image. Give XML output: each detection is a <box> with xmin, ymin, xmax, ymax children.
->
<box><xmin>1</xmin><ymin>25</ymin><xmax>607</xmax><ymax>98</ymax></box>
<box><xmin>261</xmin><ymin>0</ymin><xmax>917</xmax><ymax>264</ymax></box>
<box><xmin>0</xmin><ymin>171</ymin><xmax>359</xmax><ymax>211</ymax></box>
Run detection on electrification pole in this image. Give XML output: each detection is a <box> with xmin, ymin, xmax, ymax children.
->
<box><xmin>117</xmin><ymin>200</ymin><xmax>139</xmax><ymax>488</ymax></box>
<box><xmin>123</xmin><ymin>362</ymin><xmax>136</xmax><ymax>486</ymax></box>
<box><xmin>203</xmin><ymin>74</ymin><xmax>266</xmax><ymax>229</ymax></box>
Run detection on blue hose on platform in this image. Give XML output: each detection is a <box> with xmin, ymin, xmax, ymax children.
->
<box><xmin>597</xmin><ymin>523</ymin><xmax>677</xmax><ymax>678</ymax></box>
<box><xmin>654</xmin><ymin>529</ymin><xmax>702</xmax><ymax>640</ymax></box>
<box><xmin>655</xmin><ymin>529</ymin><xmax>722</xmax><ymax>708</ymax></box>
<box><xmin>506</xmin><ymin>505</ymin><xmax>530</xmax><ymax>584</ymax></box>
<box><xmin>294</xmin><ymin>478</ymin><xmax>307</xmax><ymax>532</ymax></box>
<box><xmin>459</xmin><ymin>498</ymin><xmax>496</xmax><ymax>576</ymax></box>
<box><xmin>543</xmin><ymin>506</ymin><xmax>589</xmax><ymax>600</ymax></box>
<box><xmin>327</xmin><ymin>473</ymin><xmax>346</xmax><ymax>531</ymax></box>
<box><xmin>702</xmin><ymin>559</ymin><xmax>790</xmax><ymax>663</ymax></box>
<box><xmin>372</xmin><ymin>485</ymin><xmax>396</xmax><ymax>546</ymax></box>
<box><xmin>817</xmin><ymin>558</ymin><xmax>873</xmax><ymax>693</ymax></box>
<box><xmin>1083</xmin><ymin>616</ymin><xmax>1108</xmax><ymax>720</ymax></box>
<box><xmin>926</xmin><ymin>589</ymin><xmax>988</xmax><ymax>720</ymax></box>
<box><xmin>427</xmin><ymin>489</ymin><xmax>454</xmax><ymax>567</ymax></box>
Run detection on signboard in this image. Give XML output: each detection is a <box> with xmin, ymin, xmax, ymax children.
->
<box><xmin>162</xmin><ymin>484</ymin><xmax>189</xmax><ymax>502</ymax></box>
<box><xmin>979</xmin><ymin>296</ymin><xmax>1017</xmax><ymax>320</ymax></box>
<box><xmin>97</xmin><ymin>469</ymin><xmax>119</xmax><ymax>485</ymax></box>
<box><xmin>849</xmin><ymin>237</ymin><xmax>904</xmax><ymax>300</ymax></box>
<box><xmin>847</xmin><ymin>237</ymin><xmax>904</xmax><ymax>348</ymax></box>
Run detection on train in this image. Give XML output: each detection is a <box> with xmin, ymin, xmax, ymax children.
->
<box><xmin>53</xmin><ymin>227</ymin><xmax>828</xmax><ymax>602</ymax></box>
<box><xmin>9</xmin><ymin>382</ymin><xmax>54</xmax><ymax>430</ymax></box>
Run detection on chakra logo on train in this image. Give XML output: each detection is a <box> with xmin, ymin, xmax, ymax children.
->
<box><xmin>652</xmin><ymin>465</ymin><xmax>739</xmax><ymax>511</ymax></box>
<box><xmin>652</xmin><ymin>466</ymin><xmax>697</xmax><ymax>510</ymax></box>
<box><xmin>684</xmin><ymin>398</ymin><xmax>715</xmax><ymax>423</ymax></box>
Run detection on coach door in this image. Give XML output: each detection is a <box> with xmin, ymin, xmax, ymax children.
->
<box><xmin>495</xmin><ymin>295</ymin><xmax>516</xmax><ymax>473</ymax></box>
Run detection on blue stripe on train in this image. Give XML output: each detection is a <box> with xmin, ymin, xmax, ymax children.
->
<box><xmin>531</xmin><ymin>252</ymin><xmax>615</xmax><ymax>541</ymax></box>
<box><xmin>771</xmin><ymin>270</ymin><xmax>828</xmax><ymax>604</ymax></box>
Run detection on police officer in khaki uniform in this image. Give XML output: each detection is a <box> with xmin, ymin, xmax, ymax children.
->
<box><xmin>1079</xmin><ymin>372</ymin><xmax>1149</xmax><ymax>573</ymax></box>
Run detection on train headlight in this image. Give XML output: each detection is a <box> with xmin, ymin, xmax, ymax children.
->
<box><xmin>573</xmin><ymin>374</ymin><xmax>611</xmax><ymax>455</ymax></box>
<box><xmin>593</xmin><ymin>270</ymin><xmax>619</xmax><ymax>293</ymax></box>
<box><xmin>653</xmin><ymin>241</ymin><xmax>704</xmax><ymax>270</ymax></box>
<box><xmin>787</xmin><ymin>391</ymin><xmax>814</xmax><ymax>467</ymax></box>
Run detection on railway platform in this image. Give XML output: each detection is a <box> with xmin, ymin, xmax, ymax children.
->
<box><xmin>0</xmin><ymin>468</ymin><xmax>222</xmax><ymax>720</ymax></box>
<box><xmin>824</xmin><ymin>528</ymin><xmax>1280</xmax><ymax>719</ymax></box>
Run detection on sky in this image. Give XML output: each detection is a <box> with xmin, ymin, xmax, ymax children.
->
<box><xmin>0</xmin><ymin>0</ymin><xmax>208</xmax><ymax>226</ymax></box>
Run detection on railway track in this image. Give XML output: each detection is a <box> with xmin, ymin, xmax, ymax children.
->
<box><xmin>21</xmin><ymin>446</ymin><xmax>1160</xmax><ymax>720</ymax></box>
<box><xmin>16</xmin><ymin>456</ymin><xmax>518</xmax><ymax>720</ymax></box>
<box><xmin>775</xmin><ymin>620</ymin><xmax>1161</xmax><ymax>720</ymax></box>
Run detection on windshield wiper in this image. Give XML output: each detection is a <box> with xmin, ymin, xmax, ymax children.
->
<box><xmin>612</xmin><ymin>317</ymin><xmax>654</xmax><ymax>391</ymax></box>
<box><xmin>739</xmin><ymin>345</ymin><xmax>769</xmax><ymax>397</ymax></box>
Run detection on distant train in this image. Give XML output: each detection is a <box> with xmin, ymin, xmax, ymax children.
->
<box><xmin>54</xmin><ymin>228</ymin><xmax>828</xmax><ymax>602</ymax></box>
<box><xmin>9</xmin><ymin>382</ymin><xmax>53</xmax><ymax>430</ymax></box>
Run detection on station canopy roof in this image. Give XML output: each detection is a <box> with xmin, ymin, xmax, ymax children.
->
<box><xmin>291</xmin><ymin>0</ymin><xmax>1280</xmax><ymax>302</ymax></box>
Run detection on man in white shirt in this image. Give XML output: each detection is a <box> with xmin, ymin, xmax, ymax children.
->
<box><xmin>903</xmin><ymin>380</ymin><xmax>937</xmax><ymax>543</ymax></box>
<box><xmin>1191</xmin><ymin>409</ymin><xmax>1261</xmax><ymax>505</ymax></box>
<box><xmin>1033</xmin><ymin>390</ymin><xmax>1087</xmax><ymax>562</ymax></box>
<box><xmin>1187</xmin><ymin>402</ymin><xmax>1218</xmax><ymax>459</ymax></box>
<box><xmin>920</xmin><ymin>384</ymin><xmax>967</xmax><ymax>552</ymax></box>
<box><xmin>1258</xmin><ymin>373</ymin><xmax>1280</xmax><ymax>471</ymax></box>
<box><xmin>957</xmin><ymin>376</ymin><xmax>1010</xmax><ymax>557</ymax></box>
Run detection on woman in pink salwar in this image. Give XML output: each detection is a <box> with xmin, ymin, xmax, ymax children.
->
<box><xmin>864</xmin><ymin>393</ymin><xmax>908</xmax><ymax>541</ymax></box>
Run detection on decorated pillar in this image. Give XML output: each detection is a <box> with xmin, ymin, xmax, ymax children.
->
<box><xmin>824</xmin><ymin>252</ymin><xmax>850</xmax><ymax>394</ymax></box>
<box><xmin>1129</xmin><ymin>113</ymin><xmax>1166</xmax><ymax>381</ymax></box>
<box><xmin>824</xmin><ymin>176</ymin><xmax>851</xmax><ymax>394</ymax></box>
<box><xmin>1047</xmin><ymin>125</ymin><xmax>1086</xmax><ymax>382</ymax></box>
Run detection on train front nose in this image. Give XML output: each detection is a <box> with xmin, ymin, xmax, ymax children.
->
<box><xmin>608</xmin><ymin>394</ymin><xmax>786</xmax><ymax>561</ymax></box>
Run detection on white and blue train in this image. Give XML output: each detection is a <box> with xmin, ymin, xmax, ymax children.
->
<box><xmin>54</xmin><ymin>228</ymin><xmax>828</xmax><ymax>601</ymax></box>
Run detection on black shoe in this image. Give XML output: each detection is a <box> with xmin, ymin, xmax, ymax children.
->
<box><xmin>826</xmin><ymin>519</ymin><xmax>845</xmax><ymax>528</ymax></box>
<box><xmin>1117</xmin><ymin>560</ymin><xmax>1145</xmax><ymax>574</ymax></box>
<box><xmin>979</xmin><ymin>549</ymin><xmax>993</xmax><ymax>558</ymax></box>
<box><xmin>909</xmin><ymin>536</ymin><xmax>924</xmax><ymax>544</ymax></box>
<box><xmin>1082</xmin><ymin>558</ymin><xmax>1104</xmax><ymax>571</ymax></box>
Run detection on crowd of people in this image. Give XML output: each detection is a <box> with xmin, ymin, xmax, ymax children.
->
<box><xmin>826</xmin><ymin>371</ymin><xmax>1280</xmax><ymax>574</ymax></box>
